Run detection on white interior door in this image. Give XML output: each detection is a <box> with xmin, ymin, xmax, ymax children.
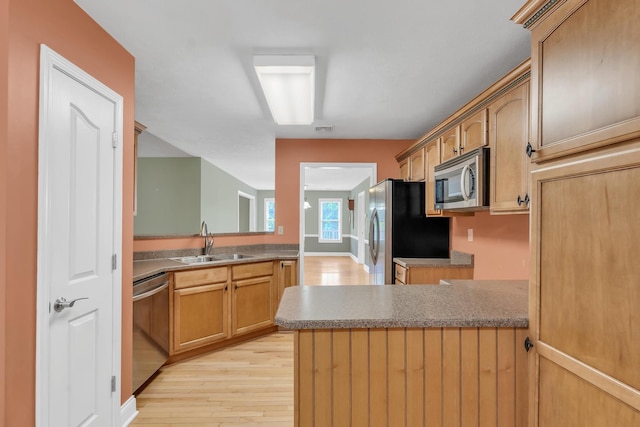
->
<box><xmin>37</xmin><ymin>46</ymin><xmax>123</xmax><ymax>427</ymax></box>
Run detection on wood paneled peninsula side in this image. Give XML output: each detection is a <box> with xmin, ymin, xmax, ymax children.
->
<box><xmin>276</xmin><ymin>280</ymin><xmax>529</xmax><ymax>426</ymax></box>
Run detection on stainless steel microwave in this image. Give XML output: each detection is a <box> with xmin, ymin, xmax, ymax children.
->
<box><xmin>434</xmin><ymin>147</ymin><xmax>489</xmax><ymax>211</ymax></box>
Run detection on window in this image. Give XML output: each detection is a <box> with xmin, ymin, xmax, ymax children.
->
<box><xmin>318</xmin><ymin>198</ymin><xmax>342</xmax><ymax>242</ymax></box>
<box><xmin>264</xmin><ymin>198</ymin><xmax>275</xmax><ymax>232</ymax></box>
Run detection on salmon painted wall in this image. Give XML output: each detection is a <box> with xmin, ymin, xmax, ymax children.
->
<box><xmin>4</xmin><ymin>0</ymin><xmax>135</xmax><ymax>423</ymax></box>
<box><xmin>274</xmin><ymin>138</ymin><xmax>414</xmax><ymax>244</ymax></box>
<box><xmin>133</xmin><ymin>233</ymin><xmax>276</xmax><ymax>252</ymax></box>
<box><xmin>1</xmin><ymin>0</ymin><xmax>8</xmax><ymax>419</ymax></box>
<box><xmin>451</xmin><ymin>211</ymin><xmax>529</xmax><ymax>279</ymax></box>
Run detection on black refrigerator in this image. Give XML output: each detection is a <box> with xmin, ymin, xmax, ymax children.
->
<box><xmin>368</xmin><ymin>179</ymin><xmax>450</xmax><ymax>284</ymax></box>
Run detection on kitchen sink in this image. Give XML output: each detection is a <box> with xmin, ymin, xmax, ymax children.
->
<box><xmin>171</xmin><ymin>253</ymin><xmax>254</xmax><ymax>265</ymax></box>
<box><xmin>211</xmin><ymin>253</ymin><xmax>254</xmax><ymax>260</ymax></box>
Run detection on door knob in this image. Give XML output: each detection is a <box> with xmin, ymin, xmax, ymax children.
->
<box><xmin>53</xmin><ymin>296</ymin><xmax>88</xmax><ymax>312</ymax></box>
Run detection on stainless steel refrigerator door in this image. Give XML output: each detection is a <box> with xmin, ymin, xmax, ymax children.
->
<box><xmin>368</xmin><ymin>180</ymin><xmax>391</xmax><ymax>285</ymax></box>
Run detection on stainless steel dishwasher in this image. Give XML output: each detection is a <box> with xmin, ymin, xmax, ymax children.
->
<box><xmin>132</xmin><ymin>272</ymin><xmax>169</xmax><ymax>393</ymax></box>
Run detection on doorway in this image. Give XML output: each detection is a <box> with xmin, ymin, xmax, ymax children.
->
<box><xmin>238</xmin><ymin>191</ymin><xmax>256</xmax><ymax>232</ymax></box>
<box><xmin>299</xmin><ymin>163</ymin><xmax>376</xmax><ymax>285</ymax></box>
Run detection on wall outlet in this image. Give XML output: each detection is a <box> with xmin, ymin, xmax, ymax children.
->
<box><xmin>278</xmin><ymin>225</ymin><xmax>284</xmax><ymax>235</ymax></box>
<box><xmin>467</xmin><ymin>229</ymin><xmax>473</xmax><ymax>242</ymax></box>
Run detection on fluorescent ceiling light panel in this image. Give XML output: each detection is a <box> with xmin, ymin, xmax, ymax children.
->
<box><xmin>254</xmin><ymin>55</ymin><xmax>315</xmax><ymax>125</ymax></box>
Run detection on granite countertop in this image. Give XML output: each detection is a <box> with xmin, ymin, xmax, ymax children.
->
<box><xmin>275</xmin><ymin>279</ymin><xmax>527</xmax><ymax>329</ymax></box>
<box><xmin>133</xmin><ymin>249</ymin><xmax>299</xmax><ymax>282</ymax></box>
<box><xmin>394</xmin><ymin>250</ymin><xmax>474</xmax><ymax>268</ymax></box>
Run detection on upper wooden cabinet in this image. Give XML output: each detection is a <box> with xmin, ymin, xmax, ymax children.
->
<box><xmin>488</xmin><ymin>81</ymin><xmax>530</xmax><ymax>214</ymax></box>
<box><xmin>513</xmin><ymin>0</ymin><xmax>640</xmax><ymax>162</ymax></box>
<box><xmin>398</xmin><ymin>148</ymin><xmax>425</xmax><ymax>182</ymax></box>
<box><xmin>398</xmin><ymin>158</ymin><xmax>410</xmax><ymax>181</ymax></box>
<box><xmin>460</xmin><ymin>109</ymin><xmax>488</xmax><ymax>154</ymax></box>
<box><xmin>440</xmin><ymin>127</ymin><xmax>460</xmax><ymax>163</ymax></box>
<box><xmin>424</xmin><ymin>139</ymin><xmax>442</xmax><ymax>216</ymax></box>
<box><xmin>409</xmin><ymin>148</ymin><xmax>425</xmax><ymax>181</ymax></box>
<box><xmin>396</xmin><ymin>59</ymin><xmax>531</xmax><ymax>216</ymax></box>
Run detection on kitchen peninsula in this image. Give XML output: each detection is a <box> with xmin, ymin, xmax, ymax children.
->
<box><xmin>276</xmin><ymin>280</ymin><xmax>529</xmax><ymax>426</ymax></box>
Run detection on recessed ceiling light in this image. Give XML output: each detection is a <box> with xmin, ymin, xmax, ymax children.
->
<box><xmin>254</xmin><ymin>55</ymin><xmax>315</xmax><ymax>125</ymax></box>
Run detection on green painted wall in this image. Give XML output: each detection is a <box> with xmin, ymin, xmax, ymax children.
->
<box><xmin>199</xmin><ymin>159</ymin><xmax>257</xmax><ymax>233</ymax></box>
<box><xmin>135</xmin><ymin>157</ymin><xmax>268</xmax><ymax>235</ymax></box>
<box><xmin>134</xmin><ymin>157</ymin><xmax>201</xmax><ymax>235</ymax></box>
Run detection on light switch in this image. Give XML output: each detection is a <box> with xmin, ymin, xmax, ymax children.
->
<box><xmin>467</xmin><ymin>229</ymin><xmax>473</xmax><ymax>242</ymax></box>
<box><xmin>278</xmin><ymin>225</ymin><xmax>284</xmax><ymax>235</ymax></box>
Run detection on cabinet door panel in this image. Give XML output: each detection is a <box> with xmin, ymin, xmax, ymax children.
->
<box><xmin>460</xmin><ymin>109</ymin><xmax>487</xmax><ymax>153</ymax></box>
<box><xmin>232</xmin><ymin>261</ymin><xmax>273</xmax><ymax>280</ymax></box>
<box><xmin>531</xmin><ymin>0</ymin><xmax>640</xmax><ymax>159</ymax></box>
<box><xmin>441</xmin><ymin>127</ymin><xmax>460</xmax><ymax>162</ymax></box>
<box><xmin>233</xmin><ymin>276</ymin><xmax>273</xmax><ymax>336</ymax></box>
<box><xmin>425</xmin><ymin>139</ymin><xmax>442</xmax><ymax>216</ymax></box>
<box><xmin>173</xmin><ymin>283</ymin><xmax>228</xmax><ymax>352</ymax></box>
<box><xmin>409</xmin><ymin>148</ymin><xmax>425</xmax><ymax>181</ymax></box>
<box><xmin>399</xmin><ymin>158</ymin><xmax>409</xmax><ymax>181</ymax></box>
<box><xmin>489</xmin><ymin>81</ymin><xmax>530</xmax><ymax>213</ymax></box>
<box><xmin>174</xmin><ymin>267</ymin><xmax>227</xmax><ymax>289</ymax></box>
<box><xmin>530</xmin><ymin>142</ymin><xmax>640</xmax><ymax>424</ymax></box>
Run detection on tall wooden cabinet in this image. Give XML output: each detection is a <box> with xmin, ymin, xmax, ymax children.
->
<box><xmin>513</xmin><ymin>0</ymin><xmax>640</xmax><ymax>425</ymax></box>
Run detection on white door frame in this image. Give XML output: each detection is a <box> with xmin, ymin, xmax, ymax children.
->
<box><xmin>299</xmin><ymin>163</ymin><xmax>377</xmax><ymax>285</ymax></box>
<box><xmin>237</xmin><ymin>191</ymin><xmax>256</xmax><ymax>232</ymax></box>
<box><xmin>357</xmin><ymin>191</ymin><xmax>366</xmax><ymax>264</ymax></box>
<box><xmin>35</xmin><ymin>45</ymin><xmax>123</xmax><ymax>426</ymax></box>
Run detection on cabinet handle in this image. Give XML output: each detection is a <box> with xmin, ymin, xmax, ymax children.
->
<box><xmin>459</xmin><ymin>145</ymin><xmax>464</xmax><ymax>153</ymax></box>
<box><xmin>517</xmin><ymin>195</ymin><xmax>523</xmax><ymax>206</ymax></box>
<box><xmin>224</xmin><ymin>285</ymin><xmax>228</xmax><ymax>291</ymax></box>
<box><xmin>524</xmin><ymin>336</ymin><xmax>534</xmax><ymax>352</ymax></box>
<box><xmin>526</xmin><ymin>142</ymin><xmax>536</xmax><ymax>158</ymax></box>
<box><xmin>452</xmin><ymin>147</ymin><xmax>458</xmax><ymax>154</ymax></box>
<box><xmin>524</xmin><ymin>193</ymin><xmax>530</xmax><ymax>205</ymax></box>
<box><xmin>235</xmin><ymin>284</ymin><xmax>238</xmax><ymax>290</ymax></box>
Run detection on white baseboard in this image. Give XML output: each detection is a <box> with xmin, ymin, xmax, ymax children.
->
<box><xmin>120</xmin><ymin>395</ymin><xmax>138</xmax><ymax>427</ymax></box>
<box><xmin>304</xmin><ymin>252</ymin><xmax>353</xmax><ymax>257</ymax></box>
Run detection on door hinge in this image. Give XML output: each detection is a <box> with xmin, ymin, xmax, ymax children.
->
<box><xmin>112</xmin><ymin>254</ymin><xmax>117</xmax><ymax>271</ymax></box>
<box><xmin>112</xmin><ymin>132</ymin><xmax>118</xmax><ymax>148</ymax></box>
<box><xmin>111</xmin><ymin>376</ymin><xmax>116</xmax><ymax>392</ymax></box>
<box><xmin>524</xmin><ymin>336</ymin><xmax>534</xmax><ymax>352</ymax></box>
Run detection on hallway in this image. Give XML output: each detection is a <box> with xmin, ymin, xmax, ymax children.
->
<box><xmin>303</xmin><ymin>256</ymin><xmax>369</xmax><ymax>286</ymax></box>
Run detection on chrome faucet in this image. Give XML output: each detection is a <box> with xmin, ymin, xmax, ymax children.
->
<box><xmin>200</xmin><ymin>221</ymin><xmax>214</xmax><ymax>255</ymax></box>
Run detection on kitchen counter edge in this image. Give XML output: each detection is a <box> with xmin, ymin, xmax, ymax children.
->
<box><xmin>133</xmin><ymin>250</ymin><xmax>299</xmax><ymax>282</ymax></box>
<box><xmin>275</xmin><ymin>280</ymin><xmax>528</xmax><ymax>329</ymax></box>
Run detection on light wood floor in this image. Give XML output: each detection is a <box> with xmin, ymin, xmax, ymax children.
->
<box><xmin>132</xmin><ymin>333</ymin><xmax>294</xmax><ymax>426</ymax></box>
<box><xmin>132</xmin><ymin>256</ymin><xmax>365</xmax><ymax>426</ymax></box>
<box><xmin>303</xmin><ymin>256</ymin><xmax>369</xmax><ymax>286</ymax></box>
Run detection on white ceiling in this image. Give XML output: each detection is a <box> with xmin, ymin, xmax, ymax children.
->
<box><xmin>76</xmin><ymin>0</ymin><xmax>530</xmax><ymax>191</ymax></box>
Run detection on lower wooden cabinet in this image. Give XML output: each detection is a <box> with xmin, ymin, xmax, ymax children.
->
<box><xmin>231</xmin><ymin>261</ymin><xmax>277</xmax><ymax>335</ymax></box>
<box><xmin>394</xmin><ymin>262</ymin><xmax>474</xmax><ymax>284</ymax></box>
<box><xmin>173</xmin><ymin>282</ymin><xmax>228</xmax><ymax>352</ymax></box>
<box><xmin>170</xmin><ymin>260</ymin><xmax>295</xmax><ymax>355</ymax></box>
